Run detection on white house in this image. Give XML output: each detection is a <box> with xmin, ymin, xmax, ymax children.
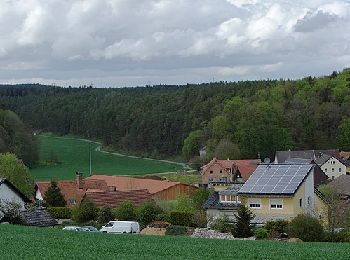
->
<box><xmin>0</xmin><ymin>179</ymin><xmax>30</xmax><ymax>210</ymax></box>
<box><xmin>318</xmin><ymin>155</ymin><xmax>347</xmax><ymax>180</ymax></box>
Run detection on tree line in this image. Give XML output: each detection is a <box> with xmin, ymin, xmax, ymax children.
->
<box><xmin>0</xmin><ymin>68</ymin><xmax>350</xmax><ymax>162</ymax></box>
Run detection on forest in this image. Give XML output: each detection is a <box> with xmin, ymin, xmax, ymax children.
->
<box><xmin>0</xmin><ymin>68</ymin><xmax>350</xmax><ymax>163</ymax></box>
<box><xmin>0</xmin><ymin>109</ymin><xmax>38</xmax><ymax>167</ymax></box>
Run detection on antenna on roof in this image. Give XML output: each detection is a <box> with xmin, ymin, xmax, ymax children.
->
<box><xmin>263</xmin><ymin>158</ymin><xmax>271</xmax><ymax>164</ymax></box>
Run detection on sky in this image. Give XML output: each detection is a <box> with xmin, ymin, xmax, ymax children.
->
<box><xmin>0</xmin><ymin>0</ymin><xmax>350</xmax><ymax>87</ymax></box>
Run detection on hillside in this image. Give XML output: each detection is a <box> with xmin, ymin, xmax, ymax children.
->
<box><xmin>31</xmin><ymin>134</ymin><xmax>185</xmax><ymax>181</ymax></box>
<box><xmin>1</xmin><ymin>68</ymin><xmax>350</xmax><ymax>161</ymax></box>
<box><xmin>1</xmin><ymin>225</ymin><xmax>349</xmax><ymax>260</ymax></box>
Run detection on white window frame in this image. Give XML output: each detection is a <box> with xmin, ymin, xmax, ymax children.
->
<box><xmin>248</xmin><ymin>198</ymin><xmax>261</xmax><ymax>209</ymax></box>
<box><xmin>269</xmin><ymin>199</ymin><xmax>283</xmax><ymax>209</ymax></box>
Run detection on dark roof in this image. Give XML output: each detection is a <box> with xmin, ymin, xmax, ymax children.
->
<box><xmin>275</xmin><ymin>150</ymin><xmax>339</xmax><ymax>164</ymax></box>
<box><xmin>203</xmin><ymin>192</ymin><xmax>240</xmax><ymax>210</ymax></box>
<box><xmin>238</xmin><ymin>164</ymin><xmax>313</xmax><ymax>195</ymax></box>
<box><xmin>0</xmin><ymin>179</ymin><xmax>31</xmax><ymax>203</ymax></box>
<box><xmin>218</xmin><ymin>184</ymin><xmax>243</xmax><ymax>195</ymax></box>
<box><xmin>314</xmin><ymin>154</ymin><xmax>332</xmax><ymax>166</ymax></box>
<box><xmin>21</xmin><ymin>208</ymin><xmax>58</xmax><ymax>227</ymax></box>
<box><xmin>329</xmin><ymin>175</ymin><xmax>350</xmax><ymax>196</ymax></box>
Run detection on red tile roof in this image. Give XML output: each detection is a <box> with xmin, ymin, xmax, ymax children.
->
<box><xmin>85</xmin><ymin>189</ymin><xmax>153</xmax><ymax>208</ymax></box>
<box><xmin>86</xmin><ymin>175</ymin><xmax>181</xmax><ymax>194</ymax></box>
<box><xmin>35</xmin><ymin>178</ymin><xmax>108</xmax><ymax>206</ymax></box>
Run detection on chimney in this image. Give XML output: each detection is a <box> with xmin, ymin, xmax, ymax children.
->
<box><xmin>76</xmin><ymin>172</ymin><xmax>84</xmax><ymax>190</ymax></box>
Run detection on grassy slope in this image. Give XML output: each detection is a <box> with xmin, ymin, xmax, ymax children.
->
<box><xmin>30</xmin><ymin>135</ymin><xmax>185</xmax><ymax>181</ymax></box>
<box><xmin>1</xmin><ymin>225</ymin><xmax>349</xmax><ymax>260</ymax></box>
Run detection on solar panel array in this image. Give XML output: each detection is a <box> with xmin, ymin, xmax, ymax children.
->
<box><xmin>238</xmin><ymin>164</ymin><xmax>312</xmax><ymax>195</ymax></box>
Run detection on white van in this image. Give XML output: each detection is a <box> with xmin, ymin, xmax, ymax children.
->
<box><xmin>100</xmin><ymin>221</ymin><xmax>140</xmax><ymax>234</ymax></box>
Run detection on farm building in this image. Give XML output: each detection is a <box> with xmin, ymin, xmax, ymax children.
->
<box><xmin>35</xmin><ymin>173</ymin><xmax>197</xmax><ymax>207</ymax></box>
<box><xmin>86</xmin><ymin>175</ymin><xmax>198</xmax><ymax>201</ymax></box>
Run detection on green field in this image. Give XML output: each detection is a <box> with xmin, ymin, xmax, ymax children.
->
<box><xmin>30</xmin><ymin>135</ymin><xmax>185</xmax><ymax>181</ymax></box>
<box><xmin>1</xmin><ymin>225</ymin><xmax>349</xmax><ymax>259</ymax></box>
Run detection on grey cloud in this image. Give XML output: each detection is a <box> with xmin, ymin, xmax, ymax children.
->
<box><xmin>0</xmin><ymin>0</ymin><xmax>349</xmax><ymax>86</ymax></box>
<box><xmin>294</xmin><ymin>11</ymin><xmax>338</xmax><ymax>32</ymax></box>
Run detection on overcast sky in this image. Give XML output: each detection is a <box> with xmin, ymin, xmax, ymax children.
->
<box><xmin>0</xmin><ymin>0</ymin><xmax>350</xmax><ymax>87</ymax></box>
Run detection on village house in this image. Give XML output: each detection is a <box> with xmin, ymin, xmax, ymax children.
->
<box><xmin>275</xmin><ymin>149</ymin><xmax>346</xmax><ymax>180</ymax></box>
<box><xmin>0</xmin><ymin>178</ymin><xmax>31</xmax><ymax>210</ymax></box>
<box><xmin>200</xmin><ymin>158</ymin><xmax>260</xmax><ymax>191</ymax></box>
<box><xmin>35</xmin><ymin>173</ymin><xmax>197</xmax><ymax>207</ymax></box>
<box><xmin>238</xmin><ymin>164</ymin><xmax>328</xmax><ymax>225</ymax></box>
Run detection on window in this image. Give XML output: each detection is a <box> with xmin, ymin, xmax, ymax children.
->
<box><xmin>307</xmin><ymin>196</ymin><xmax>312</xmax><ymax>205</ymax></box>
<box><xmin>220</xmin><ymin>170</ymin><xmax>222</xmax><ymax>173</ymax></box>
<box><xmin>332</xmin><ymin>176</ymin><xmax>335</xmax><ymax>180</ymax></box>
<box><xmin>210</xmin><ymin>170</ymin><xmax>213</xmax><ymax>174</ymax></box>
<box><xmin>220</xmin><ymin>195</ymin><xmax>225</xmax><ymax>202</ymax></box>
<box><xmin>339</xmin><ymin>168</ymin><xmax>341</xmax><ymax>172</ymax></box>
<box><xmin>270</xmin><ymin>199</ymin><xmax>283</xmax><ymax>209</ymax></box>
<box><xmin>105</xmin><ymin>222</ymin><xmax>113</xmax><ymax>227</ymax></box>
<box><xmin>332</xmin><ymin>168</ymin><xmax>335</xmax><ymax>172</ymax></box>
<box><xmin>299</xmin><ymin>198</ymin><xmax>302</xmax><ymax>207</ymax></box>
<box><xmin>325</xmin><ymin>168</ymin><xmax>327</xmax><ymax>172</ymax></box>
<box><xmin>69</xmin><ymin>198</ymin><xmax>76</xmax><ymax>205</ymax></box>
<box><xmin>249</xmin><ymin>199</ymin><xmax>261</xmax><ymax>208</ymax></box>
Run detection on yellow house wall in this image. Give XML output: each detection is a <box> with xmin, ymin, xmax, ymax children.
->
<box><xmin>314</xmin><ymin>195</ymin><xmax>329</xmax><ymax>226</ymax></box>
<box><xmin>240</xmin><ymin>181</ymin><xmax>314</xmax><ymax>222</ymax></box>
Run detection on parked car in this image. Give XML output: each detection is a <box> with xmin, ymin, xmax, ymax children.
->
<box><xmin>62</xmin><ymin>226</ymin><xmax>83</xmax><ymax>232</ymax></box>
<box><xmin>81</xmin><ymin>226</ymin><xmax>98</xmax><ymax>232</ymax></box>
<box><xmin>100</xmin><ymin>221</ymin><xmax>140</xmax><ymax>234</ymax></box>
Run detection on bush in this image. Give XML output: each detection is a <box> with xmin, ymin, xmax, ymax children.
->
<box><xmin>255</xmin><ymin>227</ymin><xmax>268</xmax><ymax>239</ymax></box>
<box><xmin>211</xmin><ymin>215</ymin><xmax>234</xmax><ymax>233</ymax></box>
<box><xmin>323</xmin><ymin>230</ymin><xmax>348</xmax><ymax>242</ymax></box>
<box><xmin>0</xmin><ymin>201</ymin><xmax>23</xmax><ymax>224</ymax></box>
<box><xmin>71</xmin><ymin>198</ymin><xmax>98</xmax><ymax>223</ymax></box>
<box><xmin>113</xmin><ymin>201</ymin><xmax>136</xmax><ymax>221</ymax></box>
<box><xmin>97</xmin><ymin>206</ymin><xmax>114</xmax><ymax>224</ymax></box>
<box><xmin>47</xmin><ymin>207</ymin><xmax>72</xmax><ymax>219</ymax></box>
<box><xmin>165</xmin><ymin>225</ymin><xmax>188</xmax><ymax>236</ymax></box>
<box><xmin>168</xmin><ymin>211</ymin><xmax>193</xmax><ymax>226</ymax></box>
<box><xmin>137</xmin><ymin>202</ymin><xmax>163</xmax><ymax>227</ymax></box>
<box><xmin>192</xmin><ymin>210</ymin><xmax>207</xmax><ymax>228</ymax></box>
<box><xmin>287</xmin><ymin>214</ymin><xmax>324</xmax><ymax>242</ymax></box>
<box><xmin>265</xmin><ymin>220</ymin><xmax>289</xmax><ymax>238</ymax></box>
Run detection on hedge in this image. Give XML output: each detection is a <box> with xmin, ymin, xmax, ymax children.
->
<box><xmin>47</xmin><ymin>207</ymin><xmax>72</xmax><ymax>219</ymax></box>
<box><xmin>168</xmin><ymin>211</ymin><xmax>193</xmax><ymax>226</ymax></box>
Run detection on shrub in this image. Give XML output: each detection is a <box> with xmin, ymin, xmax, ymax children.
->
<box><xmin>287</xmin><ymin>214</ymin><xmax>324</xmax><ymax>242</ymax></box>
<box><xmin>233</xmin><ymin>205</ymin><xmax>254</xmax><ymax>238</ymax></box>
<box><xmin>137</xmin><ymin>202</ymin><xmax>163</xmax><ymax>227</ymax></box>
<box><xmin>113</xmin><ymin>201</ymin><xmax>136</xmax><ymax>221</ymax></box>
<box><xmin>97</xmin><ymin>206</ymin><xmax>114</xmax><ymax>224</ymax></box>
<box><xmin>265</xmin><ymin>220</ymin><xmax>289</xmax><ymax>238</ymax></box>
<box><xmin>168</xmin><ymin>211</ymin><xmax>193</xmax><ymax>226</ymax></box>
<box><xmin>323</xmin><ymin>230</ymin><xmax>348</xmax><ymax>242</ymax></box>
<box><xmin>191</xmin><ymin>188</ymin><xmax>210</xmax><ymax>210</ymax></box>
<box><xmin>0</xmin><ymin>201</ymin><xmax>23</xmax><ymax>224</ymax></box>
<box><xmin>165</xmin><ymin>225</ymin><xmax>188</xmax><ymax>236</ymax></box>
<box><xmin>47</xmin><ymin>207</ymin><xmax>72</xmax><ymax>219</ymax></box>
<box><xmin>211</xmin><ymin>215</ymin><xmax>234</xmax><ymax>233</ymax></box>
<box><xmin>192</xmin><ymin>210</ymin><xmax>207</xmax><ymax>228</ymax></box>
<box><xmin>255</xmin><ymin>227</ymin><xmax>268</xmax><ymax>239</ymax></box>
<box><xmin>71</xmin><ymin>198</ymin><xmax>98</xmax><ymax>223</ymax></box>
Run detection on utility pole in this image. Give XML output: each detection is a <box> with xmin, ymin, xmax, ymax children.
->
<box><xmin>89</xmin><ymin>142</ymin><xmax>92</xmax><ymax>176</ymax></box>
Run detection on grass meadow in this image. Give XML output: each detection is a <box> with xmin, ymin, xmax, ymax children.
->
<box><xmin>1</xmin><ymin>225</ymin><xmax>350</xmax><ymax>260</ymax></box>
<box><xmin>30</xmin><ymin>134</ymin><xmax>185</xmax><ymax>181</ymax></box>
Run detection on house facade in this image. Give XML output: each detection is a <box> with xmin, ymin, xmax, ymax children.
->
<box><xmin>201</xmin><ymin>158</ymin><xmax>260</xmax><ymax>190</ymax></box>
<box><xmin>319</xmin><ymin>156</ymin><xmax>347</xmax><ymax>180</ymax></box>
<box><xmin>238</xmin><ymin>164</ymin><xmax>328</xmax><ymax>225</ymax></box>
<box><xmin>0</xmin><ymin>179</ymin><xmax>31</xmax><ymax>210</ymax></box>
